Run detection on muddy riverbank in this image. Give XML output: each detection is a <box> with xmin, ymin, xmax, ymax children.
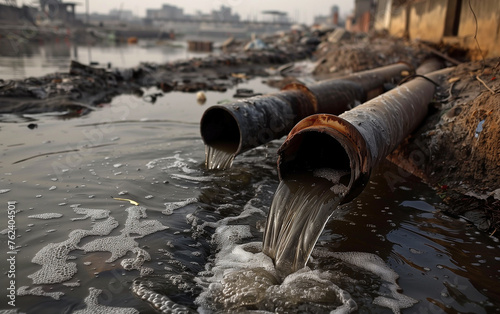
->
<box><xmin>388</xmin><ymin>58</ymin><xmax>500</xmax><ymax>232</ymax></box>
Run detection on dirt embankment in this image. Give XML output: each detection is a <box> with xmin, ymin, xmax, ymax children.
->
<box><xmin>388</xmin><ymin>58</ymin><xmax>500</xmax><ymax>231</ymax></box>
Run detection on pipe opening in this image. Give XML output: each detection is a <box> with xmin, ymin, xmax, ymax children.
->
<box><xmin>279</xmin><ymin>131</ymin><xmax>352</xmax><ymax>187</ymax></box>
<box><xmin>200</xmin><ymin>107</ymin><xmax>241</xmax><ymax>154</ymax></box>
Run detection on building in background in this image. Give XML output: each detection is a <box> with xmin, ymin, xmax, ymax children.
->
<box><xmin>313</xmin><ymin>5</ymin><xmax>342</xmax><ymax>26</ymax></box>
<box><xmin>373</xmin><ymin>0</ymin><xmax>500</xmax><ymax>58</ymax></box>
<box><xmin>346</xmin><ymin>0</ymin><xmax>375</xmax><ymax>32</ymax></box>
<box><xmin>146</xmin><ymin>4</ymin><xmax>184</xmax><ymax>20</ymax></box>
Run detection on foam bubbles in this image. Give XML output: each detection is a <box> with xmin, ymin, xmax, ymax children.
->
<box><xmin>146</xmin><ymin>154</ymin><xmax>196</xmax><ymax>174</ymax></box>
<box><xmin>71</xmin><ymin>205</ymin><xmax>110</xmax><ymax>221</ymax></box>
<box><xmin>29</xmin><ymin>217</ymin><xmax>119</xmax><ymax>284</ymax></box>
<box><xmin>132</xmin><ymin>281</ymin><xmax>192</xmax><ymax>313</ymax></box>
<box><xmin>28</xmin><ymin>205</ymin><xmax>167</xmax><ymax>288</ymax></box>
<box><xmin>17</xmin><ymin>286</ymin><xmax>65</xmax><ymax>300</ymax></box>
<box><xmin>74</xmin><ymin>287</ymin><xmax>139</xmax><ymax>314</ymax></box>
<box><xmin>321</xmin><ymin>251</ymin><xmax>418</xmax><ymax>312</ymax></box>
<box><xmin>28</xmin><ymin>213</ymin><xmax>63</xmax><ymax>219</ymax></box>
<box><xmin>120</xmin><ymin>247</ymin><xmax>153</xmax><ymax>276</ymax></box>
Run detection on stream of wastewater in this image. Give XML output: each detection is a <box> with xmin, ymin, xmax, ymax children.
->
<box><xmin>0</xmin><ymin>44</ymin><xmax>499</xmax><ymax>313</ymax></box>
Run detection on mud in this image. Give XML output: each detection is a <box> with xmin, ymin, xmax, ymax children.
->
<box><xmin>387</xmin><ymin>58</ymin><xmax>500</xmax><ymax>231</ymax></box>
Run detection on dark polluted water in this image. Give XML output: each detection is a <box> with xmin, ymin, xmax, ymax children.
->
<box><xmin>0</xmin><ymin>80</ymin><xmax>499</xmax><ymax>313</ymax></box>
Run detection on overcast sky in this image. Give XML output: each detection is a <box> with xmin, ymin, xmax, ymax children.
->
<box><xmin>20</xmin><ymin>0</ymin><xmax>354</xmax><ymax>24</ymax></box>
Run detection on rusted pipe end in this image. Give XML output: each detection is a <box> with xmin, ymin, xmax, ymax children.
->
<box><xmin>277</xmin><ymin>114</ymin><xmax>372</xmax><ymax>204</ymax></box>
<box><xmin>200</xmin><ymin>105</ymin><xmax>242</xmax><ymax>155</ymax></box>
<box><xmin>200</xmin><ymin>90</ymin><xmax>309</xmax><ymax>157</ymax></box>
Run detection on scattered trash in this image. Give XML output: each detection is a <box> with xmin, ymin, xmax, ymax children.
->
<box><xmin>244</xmin><ymin>38</ymin><xmax>267</xmax><ymax>51</ymax></box>
<box><xmin>197</xmin><ymin>91</ymin><xmax>207</xmax><ymax>104</ymax></box>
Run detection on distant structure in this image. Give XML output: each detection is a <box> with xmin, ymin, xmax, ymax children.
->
<box><xmin>332</xmin><ymin>5</ymin><xmax>339</xmax><ymax>25</ymax></box>
<box><xmin>39</xmin><ymin>0</ymin><xmax>78</xmax><ymax>23</ymax></box>
<box><xmin>313</xmin><ymin>5</ymin><xmax>341</xmax><ymax>26</ymax></box>
<box><xmin>373</xmin><ymin>0</ymin><xmax>500</xmax><ymax>58</ymax></box>
<box><xmin>261</xmin><ymin>10</ymin><xmax>289</xmax><ymax>24</ymax></box>
<box><xmin>109</xmin><ymin>9</ymin><xmax>135</xmax><ymax>21</ymax></box>
<box><xmin>145</xmin><ymin>4</ymin><xmax>240</xmax><ymax>22</ymax></box>
<box><xmin>346</xmin><ymin>0</ymin><xmax>374</xmax><ymax>32</ymax></box>
<box><xmin>212</xmin><ymin>6</ymin><xmax>240</xmax><ymax>22</ymax></box>
<box><xmin>146</xmin><ymin>4</ymin><xmax>184</xmax><ymax>20</ymax></box>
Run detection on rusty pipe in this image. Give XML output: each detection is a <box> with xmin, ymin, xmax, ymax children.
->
<box><xmin>277</xmin><ymin>67</ymin><xmax>454</xmax><ymax>204</ymax></box>
<box><xmin>200</xmin><ymin>63</ymin><xmax>413</xmax><ymax>166</ymax></box>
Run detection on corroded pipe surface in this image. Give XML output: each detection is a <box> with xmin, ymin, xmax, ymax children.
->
<box><xmin>201</xmin><ymin>90</ymin><xmax>312</xmax><ymax>155</ymax></box>
<box><xmin>200</xmin><ymin>63</ymin><xmax>413</xmax><ymax>160</ymax></box>
<box><xmin>277</xmin><ymin>67</ymin><xmax>454</xmax><ymax>203</ymax></box>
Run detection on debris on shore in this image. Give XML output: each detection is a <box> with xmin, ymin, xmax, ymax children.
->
<box><xmin>0</xmin><ymin>31</ymin><xmax>316</xmax><ymax>114</ymax></box>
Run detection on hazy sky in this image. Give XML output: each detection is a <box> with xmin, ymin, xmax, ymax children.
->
<box><xmin>20</xmin><ymin>0</ymin><xmax>354</xmax><ymax>24</ymax></box>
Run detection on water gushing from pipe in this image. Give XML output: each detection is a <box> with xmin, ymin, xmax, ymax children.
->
<box><xmin>263</xmin><ymin>67</ymin><xmax>454</xmax><ymax>278</ymax></box>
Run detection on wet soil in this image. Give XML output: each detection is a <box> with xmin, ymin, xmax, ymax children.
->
<box><xmin>388</xmin><ymin>58</ymin><xmax>500</xmax><ymax>231</ymax></box>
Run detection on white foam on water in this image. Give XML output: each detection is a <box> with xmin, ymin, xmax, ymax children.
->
<box><xmin>28</xmin><ymin>205</ymin><xmax>167</xmax><ymax>287</ymax></box>
<box><xmin>316</xmin><ymin>251</ymin><xmax>418</xmax><ymax>313</ymax></box>
<box><xmin>132</xmin><ymin>282</ymin><xmax>193</xmax><ymax>313</ymax></box>
<box><xmin>146</xmin><ymin>154</ymin><xmax>197</xmax><ymax>174</ymax></box>
<box><xmin>29</xmin><ymin>217</ymin><xmax>119</xmax><ymax>284</ymax></box>
<box><xmin>81</xmin><ymin>235</ymin><xmax>139</xmax><ymax>263</ymax></box>
<box><xmin>73</xmin><ymin>287</ymin><xmax>139</xmax><ymax>314</ymax></box>
<box><xmin>121</xmin><ymin>206</ymin><xmax>169</xmax><ymax>237</ymax></box>
<box><xmin>28</xmin><ymin>213</ymin><xmax>63</xmax><ymax>219</ymax></box>
<box><xmin>17</xmin><ymin>286</ymin><xmax>65</xmax><ymax>300</ymax></box>
<box><xmin>81</xmin><ymin>206</ymin><xmax>168</xmax><ymax>263</ymax></box>
<box><xmin>71</xmin><ymin>205</ymin><xmax>110</xmax><ymax>221</ymax></box>
<box><xmin>163</xmin><ymin>198</ymin><xmax>198</xmax><ymax>215</ymax></box>
<box><xmin>171</xmin><ymin>173</ymin><xmax>214</xmax><ymax>182</ymax></box>
<box><xmin>120</xmin><ymin>247</ymin><xmax>154</xmax><ymax>276</ymax></box>
<box><xmin>195</xmin><ymin>199</ymin><xmax>357</xmax><ymax>313</ymax></box>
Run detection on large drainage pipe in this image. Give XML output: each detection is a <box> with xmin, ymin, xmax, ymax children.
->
<box><xmin>200</xmin><ymin>63</ymin><xmax>412</xmax><ymax>169</ymax></box>
<box><xmin>276</xmin><ymin>67</ymin><xmax>454</xmax><ymax>204</ymax></box>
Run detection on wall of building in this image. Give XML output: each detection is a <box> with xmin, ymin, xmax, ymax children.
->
<box><xmin>455</xmin><ymin>0</ymin><xmax>500</xmax><ymax>59</ymax></box>
<box><xmin>374</xmin><ymin>0</ymin><xmax>392</xmax><ymax>31</ymax></box>
<box><xmin>408</xmin><ymin>0</ymin><xmax>448</xmax><ymax>42</ymax></box>
<box><xmin>388</xmin><ymin>5</ymin><xmax>407</xmax><ymax>37</ymax></box>
<box><xmin>376</xmin><ymin>0</ymin><xmax>499</xmax><ymax>58</ymax></box>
